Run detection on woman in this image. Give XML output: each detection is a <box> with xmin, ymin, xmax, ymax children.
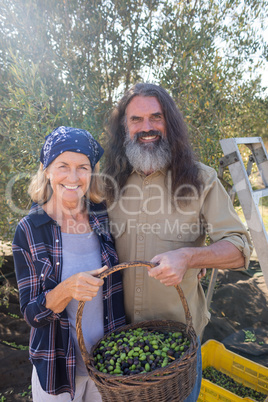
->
<box><xmin>12</xmin><ymin>126</ymin><xmax>125</xmax><ymax>401</ymax></box>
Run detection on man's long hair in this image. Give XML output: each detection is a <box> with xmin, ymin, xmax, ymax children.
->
<box><xmin>103</xmin><ymin>83</ymin><xmax>202</xmax><ymax>202</ymax></box>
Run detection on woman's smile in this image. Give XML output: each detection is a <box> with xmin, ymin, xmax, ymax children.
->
<box><xmin>62</xmin><ymin>184</ymin><xmax>80</xmax><ymax>190</ymax></box>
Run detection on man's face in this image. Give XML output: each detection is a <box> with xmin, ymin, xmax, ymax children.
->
<box><xmin>124</xmin><ymin>96</ymin><xmax>171</xmax><ymax>175</ymax></box>
<box><xmin>125</xmin><ymin>96</ymin><xmax>166</xmax><ymax>142</ymax></box>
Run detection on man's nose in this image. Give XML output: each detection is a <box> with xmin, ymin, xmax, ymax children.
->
<box><xmin>140</xmin><ymin>118</ymin><xmax>153</xmax><ymax>132</ymax></box>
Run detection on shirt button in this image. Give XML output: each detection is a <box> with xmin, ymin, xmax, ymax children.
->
<box><xmin>136</xmin><ymin>287</ymin><xmax>141</xmax><ymax>293</ymax></box>
<box><xmin>55</xmin><ymin>239</ymin><xmax>59</xmax><ymax>243</ymax></box>
<box><xmin>144</xmin><ymin>180</ymin><xmax>149</xmax><ymax>185</ymax></box>
<box><xmin>135</xmin><ymin>311</ymin><xmax>140</xmax><ymax>315</ymax></box>
<box><xmin>41</xmin><ymin>274</ymin><xmax>44</xmax><ymax>278</ymax></box>
<box><xmin>138</xmin><ymin>235</ymin><xmax>144</xmax><ymax>241</ymax></box>
<box><xmin>105</xmin><ymin>316</ymin><xmax>108</xmax><ymax>320</ymax></box>
<box><xmin>56</xmin><ymin>262</ymin><xmax>60</xmax><ymax>265</ymax></box>
<box><xmin>177</xmin><ymin>234</ymin><xmax>182</xmax><ymax>239</ymax></box>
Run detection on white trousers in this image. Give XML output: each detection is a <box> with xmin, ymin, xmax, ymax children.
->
<box><xmin>31</xmin><ymin>366</ymin><xmax>102</xmax><ymax>402</ymax></box>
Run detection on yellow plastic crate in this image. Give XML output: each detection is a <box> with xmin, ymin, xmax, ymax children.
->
<box><xmin>198</xmin><ymin>340</ymin><xmax>268</xmax><ymax>402</ymax></box>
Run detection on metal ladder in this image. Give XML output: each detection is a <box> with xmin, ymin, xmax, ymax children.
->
<box><xmin>205</xmin><ymin>137</ymin><xmax>268</xmax><ymax>309</ymax></box>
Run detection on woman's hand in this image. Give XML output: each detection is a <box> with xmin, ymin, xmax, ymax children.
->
<box><xmin>45</xmin><ymin>266</ymin><xmax>108</xmax><ymax>313</ymax></box>
<box><xmin>66</xmin><ymin>266</ymin><xmax>107</xmax><ymax>302</ymax></box>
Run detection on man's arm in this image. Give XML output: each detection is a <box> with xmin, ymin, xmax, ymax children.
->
<box><xmin>149</xmin><ymin>240</ymin><xmax>244</xmax><ymax>286</ymax></box>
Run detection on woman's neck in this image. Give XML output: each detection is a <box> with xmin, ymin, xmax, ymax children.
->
<box><xmin>43</xmin><ymin>198</ymin><xmax>91</xmax><ymax>234</ymax></box>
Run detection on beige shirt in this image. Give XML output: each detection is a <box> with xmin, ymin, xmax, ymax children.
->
<box><xmin>108</xmin><ymin>163</ymin><xmax>252</xmax><ymax>336</ymax></box>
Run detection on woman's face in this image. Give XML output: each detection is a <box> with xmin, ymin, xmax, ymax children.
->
<box><xmin>45</xmin><ymin>151</ymin><xmax>92</xmax><ymax>207</ymax></box>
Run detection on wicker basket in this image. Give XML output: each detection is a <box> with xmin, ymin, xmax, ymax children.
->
<box><xmin>76</xmin><ymin>262</ymin><xmax>198</xmax><ymax>401</ymax></box>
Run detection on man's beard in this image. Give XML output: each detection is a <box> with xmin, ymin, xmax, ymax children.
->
<box><xmin>124</xmin><ymin>130</ymin><xmax>172</xmax><ymax>174</ymax></box>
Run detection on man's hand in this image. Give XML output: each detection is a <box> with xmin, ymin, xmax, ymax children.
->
<box><xmin>148</xmin><ymin>240</ymin><xmax>244</xmax><ymax>287</ymax></box>
<box><xmin>197</xmin><ymin>268</ymin><xmax>206</xmax><ymax>280</ymax></box>
<box><xmin>149</xmin><ymin>249</ymin><xmax>191</xmax><ymax>286</ymax></box>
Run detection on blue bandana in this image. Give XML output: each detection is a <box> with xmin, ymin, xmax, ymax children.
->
<box><xmin>40</xmin><ymin>126</ymin><xmax>104</xmax><ymax>170</ymax></box>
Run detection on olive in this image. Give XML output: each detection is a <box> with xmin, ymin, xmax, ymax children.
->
<box><xmin>94</xmin><ymin>327</ymin><xmax>190</xmax><ymax>377</ymax></box>
<box><xmin>145</xmin><ymin>363</ymin><xmax>150</xmax><ymax>372</ymax></box>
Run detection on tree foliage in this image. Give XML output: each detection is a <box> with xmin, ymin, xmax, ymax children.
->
<box><xmin>152</xmin><ymin>0</ymin><xmax>268</xmax><ymax>166</ymax></box>
<box><xmin>0</xmin><ymin>0</ymin><xmax>267</xmax><ymax>249</ymax></box>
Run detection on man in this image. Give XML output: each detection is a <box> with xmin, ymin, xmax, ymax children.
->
<box><xmin>103</xmin><ymin>83</ymin><xmax>252</xmax><ymax>401</ymax></box>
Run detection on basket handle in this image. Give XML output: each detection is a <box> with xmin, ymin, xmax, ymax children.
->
<box><xmin>76</xmin><ymin>261</ymin><xmax>193</xmax><ymax>364</ymax></box>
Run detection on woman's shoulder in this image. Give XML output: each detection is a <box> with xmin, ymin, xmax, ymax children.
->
<box><xmin>13</xmin><ymin>209</ymin><xmax>36</xmax><ymax>248</ymax></box>
<box><xmin>88</xmin><ymin>200</ymin><xmax>108</xmax><ymax>215</ymax></box>
<box><xmin>13</xmin><ymin>203</ymin><xmax>53</xmax><ymax>243</ymax></box>
<box><xmin>15</xmin><ymin>204</ymin><xmax>39</xmax><ymax>229</ymax></box>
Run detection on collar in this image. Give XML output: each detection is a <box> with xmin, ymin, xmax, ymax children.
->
<box><xmin>131</xmin><ymin>167</ymin><xmax>169</xmax><ymax>179</ymax></box>
<box><xmin>27</xmin><ymin>203</ymin><xmax>57</xmax><ymax>228</ymax></box>
<box><xmin>27</xmin><ymin>202</ymin><xmax>100</xmax><ymax>230</ymax></box>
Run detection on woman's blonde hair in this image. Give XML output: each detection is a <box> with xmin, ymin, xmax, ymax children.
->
<box><xmin>28</xmin><ymin>162</ymin><xmax>104</xmax><ymax>204</ymax></box>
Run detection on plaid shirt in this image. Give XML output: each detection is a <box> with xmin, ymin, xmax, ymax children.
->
<box><xmin>12</xmin><ymin>202</ymin><xmax>125</xmax><ymax>399</ymax></box>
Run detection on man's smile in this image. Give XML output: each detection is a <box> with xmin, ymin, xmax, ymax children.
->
<box><xmin>135</xmin><ymin>130</ymin><xmax>162</xmax><ymax>144</ymax></box>
<box><xmin>138</xmin><ymin>134</ymin><xmax>160</xmax><ymax>143</ymax></box>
